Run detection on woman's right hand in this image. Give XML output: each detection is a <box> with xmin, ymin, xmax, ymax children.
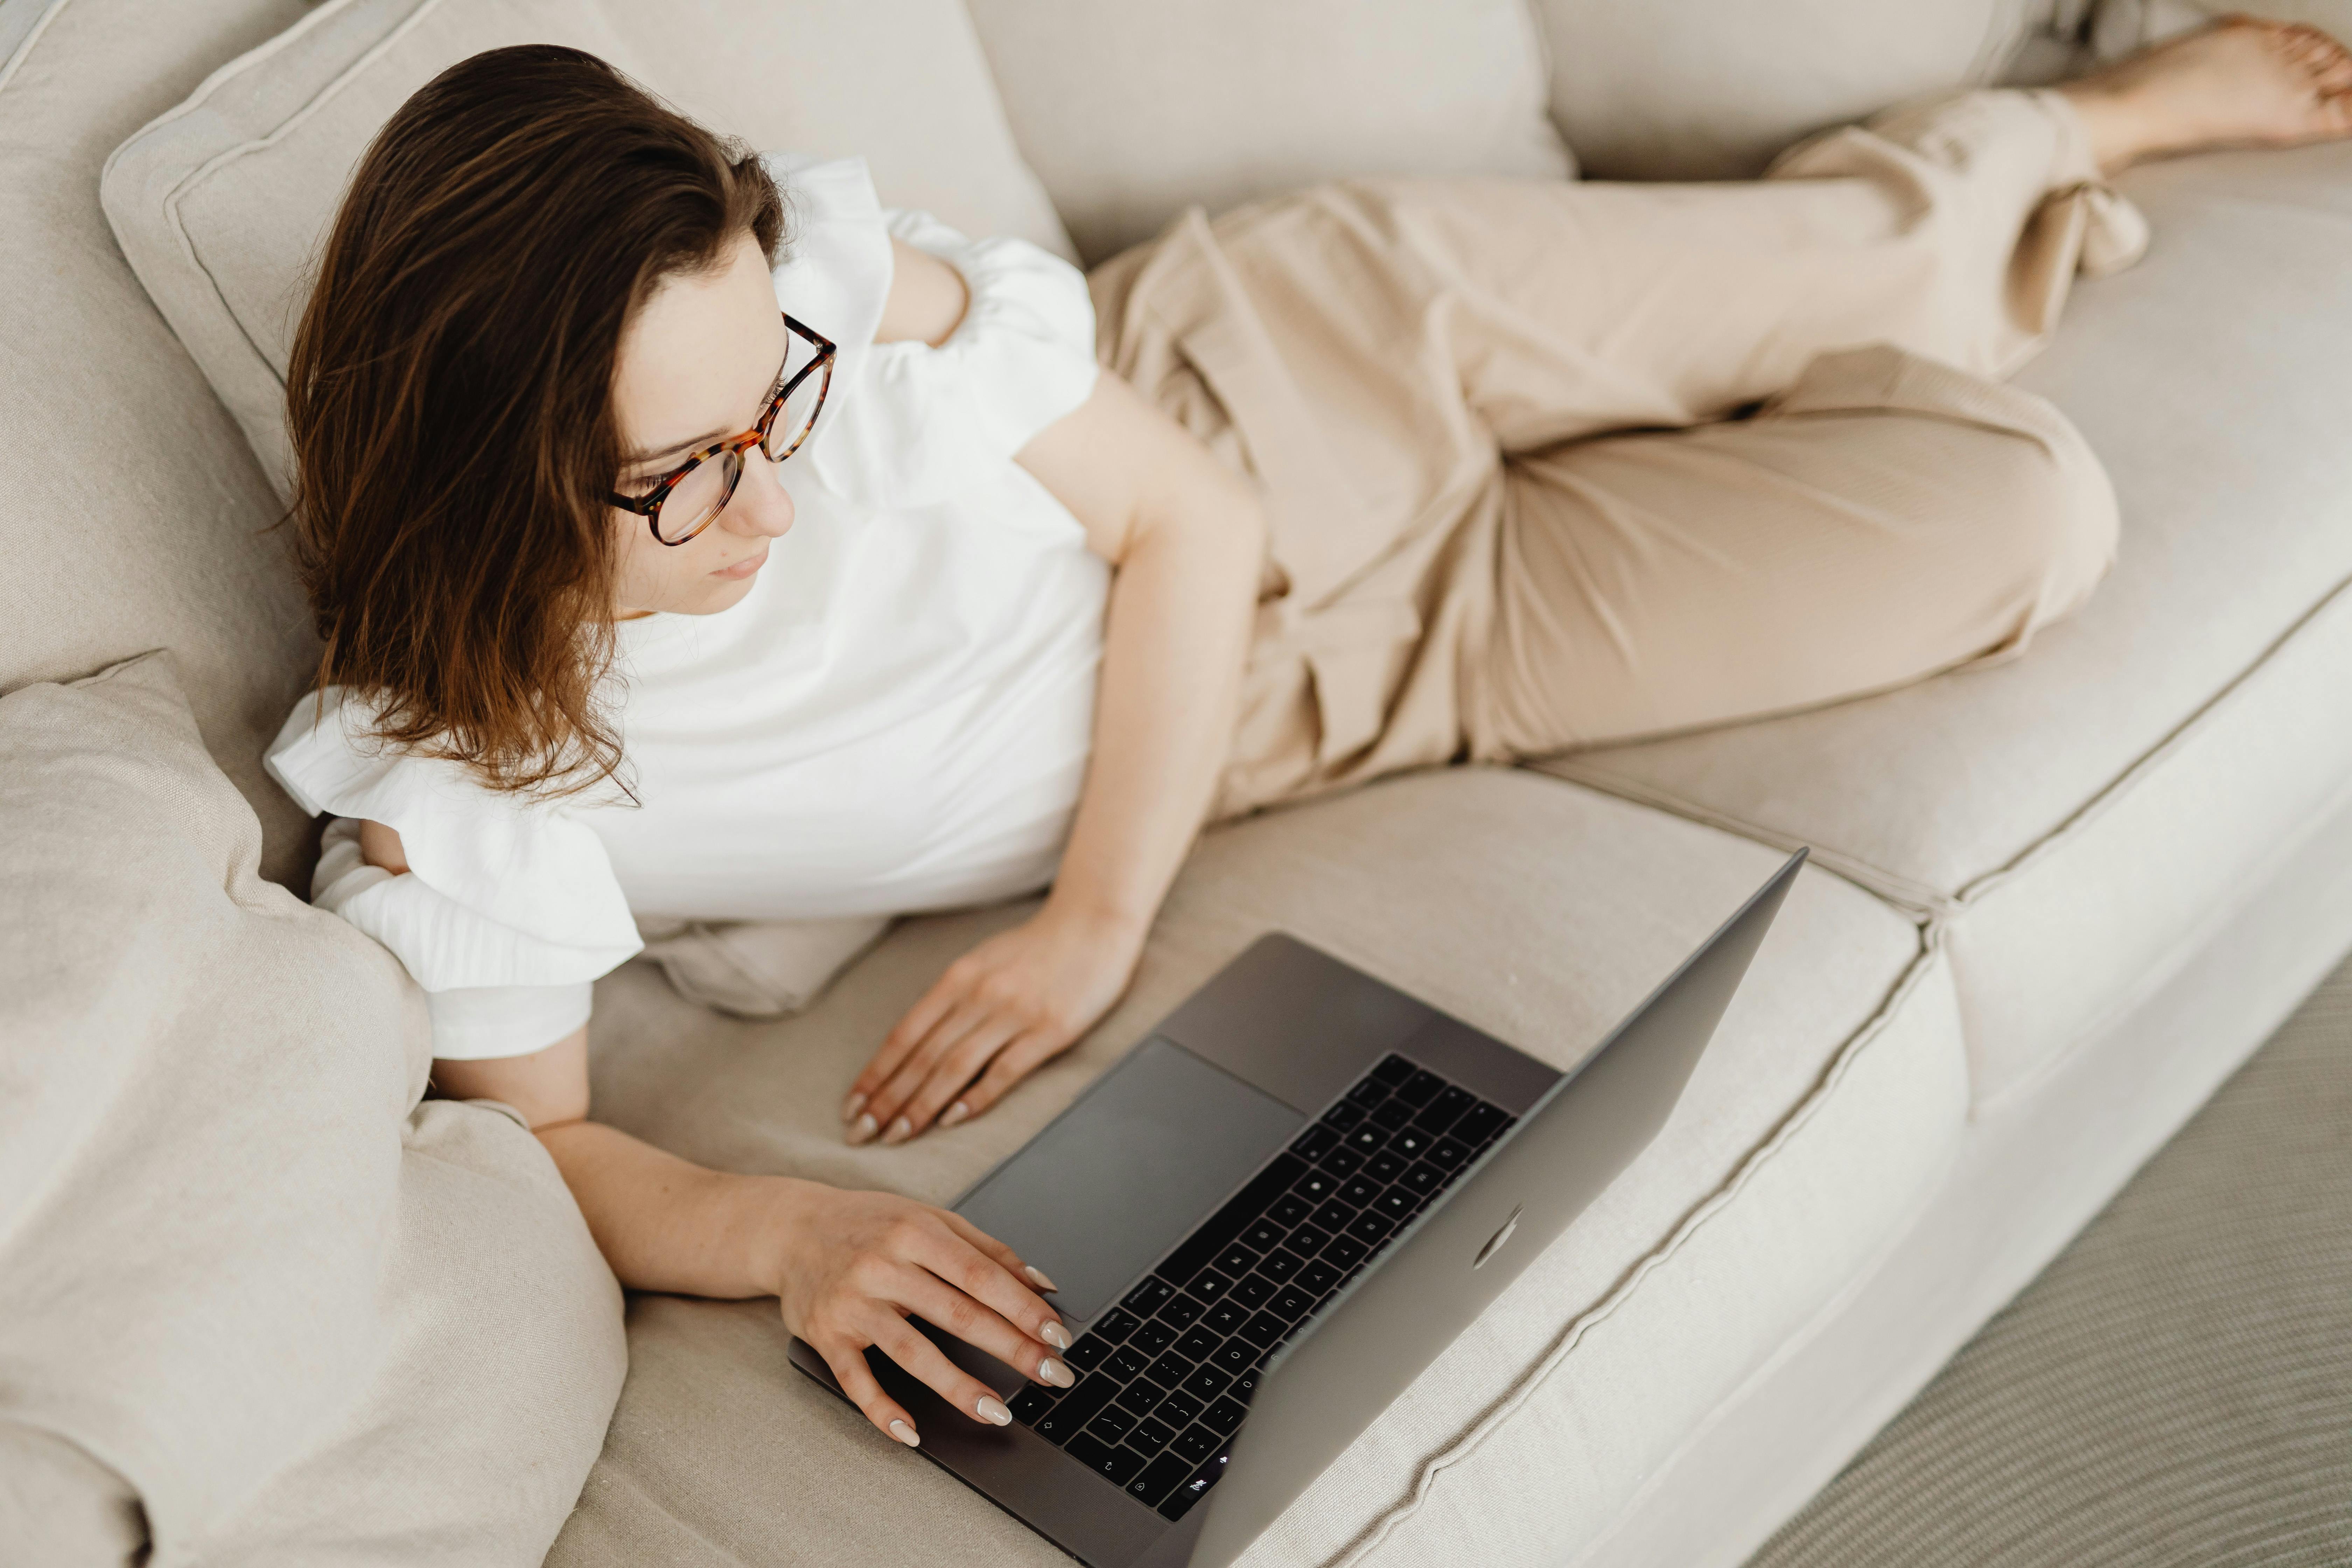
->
<box><xmin>760</xmin><ymin>1178</ymin><xmax>1076</xmax><ymax>1447</ymax></box>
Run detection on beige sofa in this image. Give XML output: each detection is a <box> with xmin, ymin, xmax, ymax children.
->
<box><xmin>5</xmin><ymin>0</ymin><xmax>2350</xmax><ymax>1564</ymax></box>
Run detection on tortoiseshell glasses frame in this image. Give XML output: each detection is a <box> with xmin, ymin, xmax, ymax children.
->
<box><xmin>607</xmin><ymin>312</ymin><xmax>836</xmax><ymax>546</ymax></box>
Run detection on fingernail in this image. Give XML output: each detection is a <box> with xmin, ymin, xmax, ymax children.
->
<box><xmin>977</xmin><ymin>1396</ymin><xmax>1012</xmax><ymax>1426</ymax></box>
<box><xmin>889</xmin><ymin>1420</ymin><xmax>919</xmax><ymax>1447</ymax></box>
<box><xmin>1039</xmin><ymin>1357</ymin><xmax>1074</xmax><ymax>1387</ymax></box>
<box><xmin>882</xmin><ymin>1115</ymin><xmax>912</xmax><ymax>1145</ymax></box>
<box><xmin>841</xmin><ymin>1091</ymin><xmax>867</xmax><ymax>1124</ymax></box>
<box><xmin>1024</xmin><ymin>1265</ymin><xmax>1060</xmax><ymax>1293</ymax></box>
<box><xmin>847</xmin><ymin>1113</ymin><xmax>878</xmax><ymax>1145</ymax></box>
<box><xmin>940</xmin><ymin>1100</ymin><xmax>970</xmax><ymax>1127</ymax></box>
<box><xmin>1041</xmin><ymin>1321</ymin><xmax>1073</xmax><ymax>1350</ymax></box>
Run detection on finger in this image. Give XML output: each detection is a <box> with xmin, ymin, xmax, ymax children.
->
<box><xmin>888</xmin><ymin>1261</ymin><xmax>1074</xmax><ymax>1386</ymax></box>
<box><xmin>812</xmin><ymin>1333</ymin><xmax>923</xmax><ymax>1448</ymax></box>
<box><xmin>846</xmin><ymin>965</ymin><xmax>972</xmax><ymax>1119</ymax></box>
<box><xmin>867</xmin><ymin>994</ymin><xmax>999</xmax><ymax>1140</ymax></box>
<box><xmin>892</xmin><ymin>1017</ymin><xmax>1023</xmax><ymax>1141</ymax></box>
<box><xmin>952</xmin><ymin>1027</ymin><xmax>1076</xmax><ymax>1124</ymax></box>
<box><xmin>871</xmin><ymin>1311</ymin><xmax>1018</xmax><ymax>1428</ymax></box>
<box><xmin>939</xmin><ymin>1211</ymin><xmax>1062</xmax><ymax>1297</ymax></box>
<box><xmin>910</xmin><ymin>1218</ymin><xmax>1066</xmax><ymax>1352</ymax></box>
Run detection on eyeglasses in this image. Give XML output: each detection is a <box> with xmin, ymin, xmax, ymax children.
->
<box><xmin>608</xmin><ymin>312</ymin><xmax>836</xmax><ymax>546</ymax></box>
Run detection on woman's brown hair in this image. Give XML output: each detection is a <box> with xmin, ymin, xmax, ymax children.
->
<box><xmin>287</xmin><ymin>44</ymin><xmax>785</xmax><ymax>794</ymax></box>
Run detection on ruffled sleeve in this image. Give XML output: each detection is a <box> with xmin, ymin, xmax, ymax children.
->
<box><xmin>264</xmin><ymin>691</ymin><xmax>644</xmax><ymax>1060</ymax></box>
<box><xmin>767</xmin><ymin>157</ymin><xmax>1098</xmax><ymax>510</ymax></box>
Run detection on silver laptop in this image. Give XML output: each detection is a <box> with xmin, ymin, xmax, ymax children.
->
<box><xmin>790</xmin><ymin>848</ymin><xmax>1807</xmax><ymax>1567</ymax></box>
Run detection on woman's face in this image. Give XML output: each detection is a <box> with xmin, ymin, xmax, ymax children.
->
<box><xmin>608</xmin><ymin>231</ymin><xmax>796</xmax><ymax>617</ymax></box>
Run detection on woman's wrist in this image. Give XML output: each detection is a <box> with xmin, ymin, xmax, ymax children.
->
<box><xmin>1039</xmin><ymin>883</ymin><xmax>1154</xmax><ymax>954</ymax></box>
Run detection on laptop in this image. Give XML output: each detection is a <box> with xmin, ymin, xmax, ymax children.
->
<box><xmin>789</xmin><ymin>848</ymin><xmax>1807</xmax><ymax>1567</ymax></box>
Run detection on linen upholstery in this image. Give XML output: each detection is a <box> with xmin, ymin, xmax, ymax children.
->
<box><xmin>100</xmin><ymin>0</ymin><xmax>1072</xmax><ymax>500</ymax></box>
<box><xmin>550</xmin><ymin>768</ymin><xmax>1959</xmax><ymax>1566</ymax></box>
<box><xmin>0</xmin><ymin>652</ymin><xmax>625</xmax><ymax>1566</ymax></box>
<box><xmin>1534</xmin><ymin>144</ymin><xmax>2352</xmax><ymax>1103</ymax></box>
<box><xmin>957</xmin><ymin>0</ymin><xmax>1573</xmax><ymax>265</ymax></box>
<box><xmin>0</xmin><ymin>0</ymin><xmax>319</xmax><ymax>886</ymax></box>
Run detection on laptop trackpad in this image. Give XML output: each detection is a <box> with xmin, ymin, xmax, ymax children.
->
<box><xmin>956</xmin><ymin>1036</ymin><xmax>1304</xmax><ymax>1322</ymax></box>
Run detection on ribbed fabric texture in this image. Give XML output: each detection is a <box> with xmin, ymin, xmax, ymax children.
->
<box><xmin>1751</xmin><ymin>953</ymin><xmax>2352</xmax><ymax>1568</ymax></box>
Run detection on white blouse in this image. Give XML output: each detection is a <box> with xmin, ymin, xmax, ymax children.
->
<box><xmin>266</xmin><ymin>155</ymin><xmax>1107</xmax><ymax>1060</ymax></box>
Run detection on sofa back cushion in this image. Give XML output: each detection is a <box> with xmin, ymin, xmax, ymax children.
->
<box><xmin>0</xmin><ymin>652</ymin><xmax>623</xmax><ymax>1566</ymax></box>
<box><xmin>103</xmin><ymin>0</ymin><xmax>1070</xmax><ymax>503</ymax></box>
<box><xmin>959</xmin><ymin>0</ymin><xmax>1575</xmax><ymax>265</ymax></box>
<box><xmin>1534</xmin><ymin>0</ymin><xmax>2060</xmax><ymax>179</ymax></box>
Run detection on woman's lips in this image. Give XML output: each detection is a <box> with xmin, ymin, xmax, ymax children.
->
<box><xmin>713</xmin><ymin>547</ymin><xmax>769</xmax><ymax>581</ymax></box>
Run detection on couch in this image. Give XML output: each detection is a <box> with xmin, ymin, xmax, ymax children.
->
<box><xmin>4</xmin><ymin>0</ymin><xmax>2348</xmax><ymax>1564</ymax></box>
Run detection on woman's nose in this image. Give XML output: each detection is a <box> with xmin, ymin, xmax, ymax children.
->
<box><xmin>724</xmin><ymin>446</ymin><xmax>796</xmax><ymax>539</ymax></box>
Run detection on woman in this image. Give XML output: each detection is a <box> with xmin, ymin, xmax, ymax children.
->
<box><xmin>267</xmin><ymin>23</ymin><xmax>2352</xmax><ymax>1447</ymax></box>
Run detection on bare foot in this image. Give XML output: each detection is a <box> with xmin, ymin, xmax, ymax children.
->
<box><xmin>2060</xmin><ymin>15</ymin><xmax>2352</xmax><ymax>172</ymax></box>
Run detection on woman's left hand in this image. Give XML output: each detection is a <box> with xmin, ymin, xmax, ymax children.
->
<box><xmin>844</xmin><ymin>899</ymin><xmax>1146</xmax><ymax>1145</ymax></box>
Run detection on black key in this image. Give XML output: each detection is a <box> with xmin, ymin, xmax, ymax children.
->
<box><xmin>1397</xmin><ymin>1068</ymin><xmax>1445</xmax><ymax>1107</ymax></box>
<box><xmin>1415</xmin><ymin>1085</ymin><xmax>1475</xmax><ymax>1132</ymax></box>
<box><xmin>1009</xmin><ymin>1385</ymin><xmax>1062</xmax><ymax>1425</ymax></box>
<box><xmin>1387</xmin><ymin>1127</ymin><xmax>1432</xmax><ymax>1162</ymax></box>
<box><xmin>1288</xmin><ymin>1123</ymin><xmax>1340</xmax><ymax>1162</ymax></box>
<box><xmin>1369</xmin><ymin>1098</ymin><xmax>1415</xmax><ymax>1130</ymax></box>
<box><xmin>1338</xmin><ymin>1176</ymin><xmax>1381</xmax><ymax>1208</ymax></box>
<box><xmin>1117</xmin><ymin>1378</ymin><xmax>1167</xmax><ymax>1416</ymax></box>
<box><xmin>1320</xmin><ymin>1099</ymin><xmax>1367</xmax><ymax>1132</ymax></box>
<box><xmin>1212</xmin><ymin>1339</ymin><xmax>1254</xmax><ymax>1373</ymax></box>
<box><xmin>1346</xmin><ymin>1077</ymin><xmax>1387</xmax><ymax>1106</ymax></box>
<box><xmin>1293</xmin><ymin>1170</ymin><xmax>1341</xmax><ymax>1206</ymax></box>
<box><xmin>1320</xmin><ymin>1146</ymin><xmax>1364</xmax><ymax>1179</ymax></box>
<box><xmin>1202</xmin><ymin>1299</ymin><xmax>1247</xmax><ymax>1337</ymax></box>
<box><xmin>1310</xmin><ymin>1200</ymin><xmax>1355</xmax><ymax>1233</ymax></box>
<box><xmin>1345</xmin><ymin>1124</ymin><xmax>1389</xmax><ymax>1156</ymax></box>
<box><xmin>1157</xmin><ymin>1447</ymin><xmax>1229</xmax><ymax>1521</ymax></box>
<box><xmin>1171</xmin><ymin>1423</ymin><xmax>1220</xmax><ymax>1465</ymax></box>
<box><xmin>1270</xmin><ymin>1283</ymin><xmax>1314</xmax><ymax>1320</ymax></box>
<box><xmin>1455</xmin><ymin>1103</ymin><xmax>1509</xmax><ymax>1145</ymax></box>
<box><xmin>1183</xmin><ymin>1364</ymin><xmax>1230</xmax><ymax>1400</ymax></box>
<box><xmin>1189</xmin><ymin>1267</ymin><xmax>1233</xmax><ymax>1302</ymax></box>
<box><xmin>1231</xmin><ymin>1365</ymin><xmax>1263</xmax><ymax>1404</ymax></box>
<box><xmin>1230</xmin><ymin>1273</ymin><xmax>1275</xmax><ymax>1308</ymax></box>
<box><xmin>1214</xmin><ymin>1243</ymin><xmax>1259</xmax><ymax>1278</ymax></box>
<box><xmin>1375</xmin><ymin>1187</ymin><xmax>1416</xmax><ymax>1222</ymax></box>
<box><xmin>1156</xmin><ymin>1153</ymin><xmax>1307</xmax><ymax>1291</ymax></box>
<box><xmin>1092</xmin><ymin>1307</ymin><xmax>1141</xmax><ymax>1343</ymax></box>
<box><xmin>1240</xmin><ymin>1218</ymin><xmax>1285</xmax><ymax>1253</ymax></box>
<box><xmin>1130</xmin><ymin>1450</ymin><xmax>1197</xmax><ymax>1507</ymax></box>
<box><xmin>1033</xmin><ymin>1373</ymin><xmax>1118</xmax><ymax>1443</ymax></box>
<box><xmin>1065</xmin><ymin>1335</ymin><xmax>1111</xmax><ymax>1373</ymax></box>
<box><xmin>1106</xmin><ymin>1347</ymin><xmax>1149</xmax><ymax>1383</ymax></box>
<box><xmin>1129</xmin><ymin>1318</ymin><xmax>1177</xmax><ymax>1357</ymax></box>
<box><xmin>1269</xmin><ymin>1193</ymin><xmax>1312</xmax><ymax>1227</ymax></box>
<box><xmin>1067</xmin><ymin>1432</ymin><xmax>1144</xmax><ymax>1486</ymax></box>
<box><xmin>1154</xmin><ymin>1293</ymin><xmax>1204</xmax><ymax>1332</ymax></box>
<box><xmin>1367</xmin><ymin>1150</ymin><xmax>1407</xmax><ymax>1183</ymax></box>
<box><xmin>1399</xmin><ymin>1161</ymin><xmax>1444</xmax><ymax>1196</ymax></box>
<box><xmin>1239</xmin><ymin>1310</ymin><xmax>1288</xmax><ymax>1348</ymax></box>
<box><xmin>1323</xmin><ymin>1234</ymin><xmax>1368</xmax><ymax>1270</ymax></box>
<box><xmin>1371</xmin><ymin>1053</ymin><xmax>1414</xmax><ymax>1086</ymax></box>
<box><xmin>1427</xmin><ymin>1135</ymin><xmax>1471</xmax><ymax>1170</ymax></box>
<box><xmin>1156</xmin><ymin>1389</ymin><xmax>1205</xmax><ymax>1428</ymax></box>
<box><xmin>1128</xmin><ymin>1416</ymin><xmax>1177</xmax><ymax>1456</ymax></box>
<box><xmin>1346</xmin><ymin>1211</ymin><xmax>1394</xmax><ymax>1246</ymax></box>
<box><xmin>1200</xmin><ymin>1396</ymin><xmax>1248</xmax><ymax>1435</ymax></box>
<box><xmin>1299</xmin><ymin>1259</ymin><xmax>1342</xmax><ymax>1294</ymax></box>
<box><xmin>1087</xmin><ymin>1404</ymin><xmax>1137</xmax><ymax>1442</ymax></box>
<box><xmin>1174</xmin><ymin>1325</ymin><xmax>1220</xmax><ymax>1362</ymax></box>
<box><xmin>1123</xmin><ymin>1277</ymin><xmax>1176</xmax><ymax>1318</ymax></box>
<box><xmin>1146</xmin><ymin>1350</ymin><xmax>1194</xmax><ymax>1388</ymax></box>
<box><xmin>1287</xmin><ymin>1222</ymin><xmax>1331</xmax><ymax>1255</ymax></box>
<box><xmin>1257</xmin><ymin>1248</ymin><xmax>1300</xmax><ymax>1283</ymax></box>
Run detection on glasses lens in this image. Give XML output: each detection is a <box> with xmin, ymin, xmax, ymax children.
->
<box><xmin>762</xmin><ymin>348</ymin><xmax>831</xmax><ymax>464</ymax></box>
<box><xmin>653</xmin><ymin>449</ymin><xmax>738</xmax><ymax>544</ymax></box>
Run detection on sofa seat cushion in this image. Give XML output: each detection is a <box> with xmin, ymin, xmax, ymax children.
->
<box><xmin>0</xmin><ymin>653</ymin><xmax>625</xmax><ymax>1565</ymax></box>
<box><xmin>551</xmin><ymin>768</ymin><xmax>1963</xmax><ymax>1566</ymax></box>
<box><xmin>1536</xmin><ymin>144</ymin><xmax>2352</xmax><ymax>1107</ymax></box>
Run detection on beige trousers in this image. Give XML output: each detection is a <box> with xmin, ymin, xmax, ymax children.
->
<box><xmin>1088</xmin><ymin>90</ymin><xmax>2150</xmax><ymax>821</ymax></box>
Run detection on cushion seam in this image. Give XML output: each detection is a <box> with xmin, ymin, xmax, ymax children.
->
<box><xmin>1323</xmin><ymin>924</ymin><xmax>1946</xmax><ymax>1566</ymax></box>
<box><xmin>0</xmin><ymin>0</ymin><xmax>69</xmax><ymax>99</ymax></box>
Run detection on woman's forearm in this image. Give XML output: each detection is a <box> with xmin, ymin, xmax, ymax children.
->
<box><xmin>536</xmin><ymin>1118</ymin><xmax>794</xmax><ymax>1298</ymax></box>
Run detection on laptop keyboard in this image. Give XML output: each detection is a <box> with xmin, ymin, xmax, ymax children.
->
<box><xmin>1005</xmin><ymin>1050</ymin><xmax>1517</xmax><ymax>1518</ymax></box>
